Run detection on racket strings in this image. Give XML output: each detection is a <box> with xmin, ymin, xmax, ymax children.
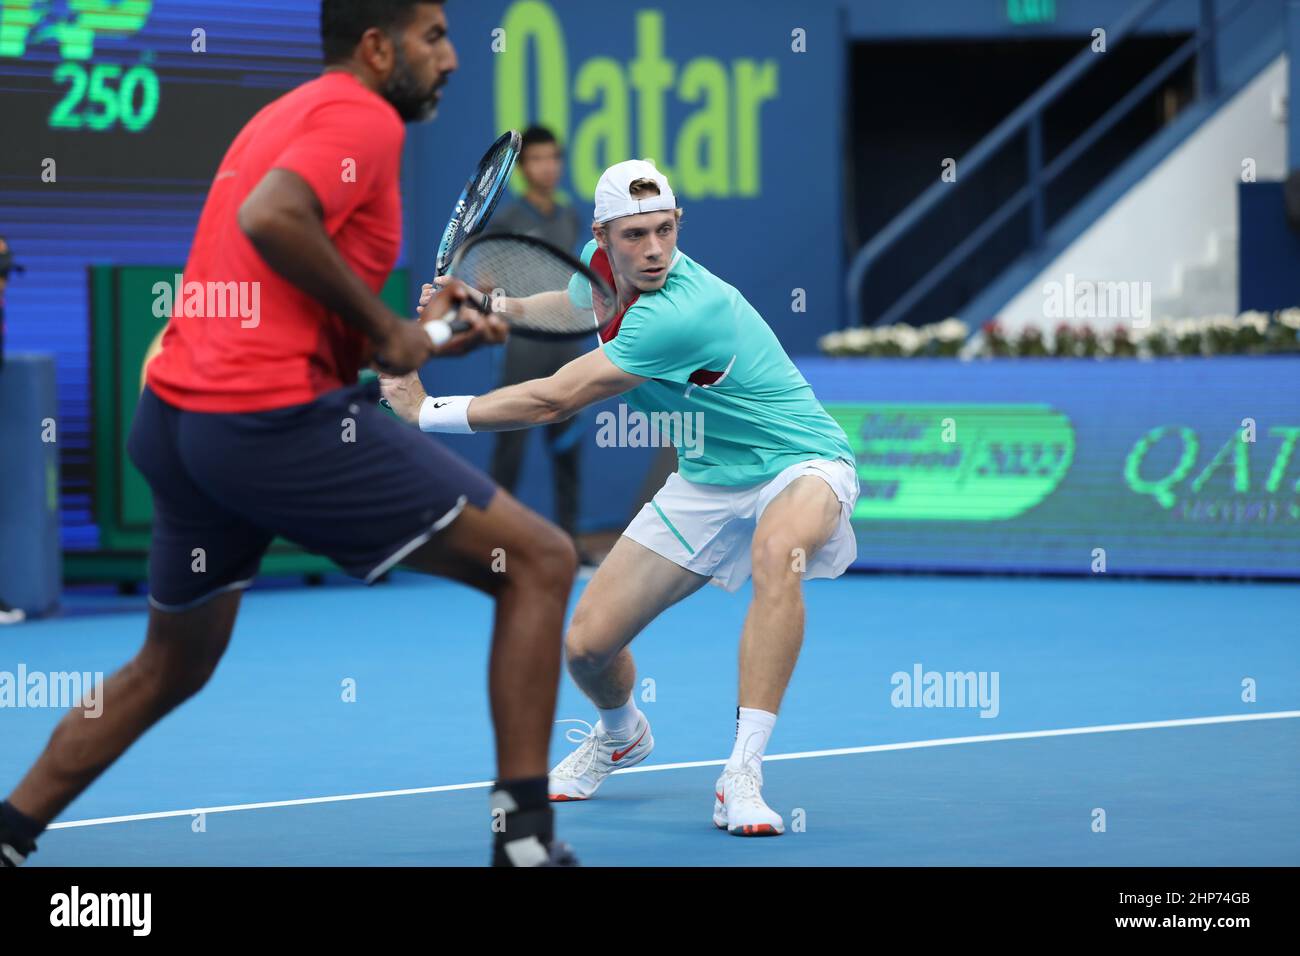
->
<box><xmin>451</xmin><ymin>236</ymin><xmax>610</xmax><ymax>337</ymax></box>
<box><xmin>436</xmin><ymin>131</ymin><xmax>521</xmax><ymax>275</ymax></box>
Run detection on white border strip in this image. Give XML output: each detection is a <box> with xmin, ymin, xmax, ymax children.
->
<box><xmin>364</xmin><ymin>495</ymin><xmax>468</xmax><ymax>585</ymax></box>
<box><xmin>148</xmin><ymin>577</ymin><xmax>256</xmax><ymax>614</ymax></box>
<box><xmin>48</xmin><ymin>710</ymin><xmax>1299</xmax><ymax>830</ymax></box>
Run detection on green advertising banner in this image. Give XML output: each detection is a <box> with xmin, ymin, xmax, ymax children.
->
<box><xmin>834</xmin><ymin>404</ymin><xmax>1074</xmax><ymax>521</ymax></box>
<box><xmin>804</xmin><ymin>358</ymin><xmax>1300</xmax><ymax>577</ymax></box>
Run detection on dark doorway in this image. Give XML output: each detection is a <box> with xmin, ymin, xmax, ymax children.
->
<box><xmin>846</xmin><ymin>35</ymin><xmax>1196</xmax><ymax>326</ymax></box>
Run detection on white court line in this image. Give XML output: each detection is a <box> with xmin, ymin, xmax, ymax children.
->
<box><xmin>48</xmin><ymin>710</ymin><xmax>1300</xmax><ymax>830</ymax></box>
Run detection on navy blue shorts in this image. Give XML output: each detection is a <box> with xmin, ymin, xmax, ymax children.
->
<box><xmin>127</xmin><ymin>378</ymin><xmax>497</xmax><ymax>611</ymax></box>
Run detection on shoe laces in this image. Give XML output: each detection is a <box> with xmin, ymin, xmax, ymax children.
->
<box><xmin>727</xmin><ymin>732</ymin><xmax>766</xmax><ymax>804</ymax></box>
<box><xmin>730</xmin><ymin>768</ymin><xmax>762</xmax><ymax>802</ymax></box>
<box><xmin>552</xmin><ymin>718</ymin><xmax>600</xmax><ymax>778</ymax></box>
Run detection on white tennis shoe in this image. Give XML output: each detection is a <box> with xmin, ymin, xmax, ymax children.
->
<box><xmin>713</xmin><ymin>762</ymin><xmax>784</xmax><ymax>836</ymax></box>
<box><xmin>548</xmin><ymin>714</ymin><xmax>654</xmax><ymax>801</ymax></box>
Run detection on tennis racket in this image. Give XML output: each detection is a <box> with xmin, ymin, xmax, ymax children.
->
<box><xmin>437</xmin><ymin>130</ymin><xmax>520</xmax><ymax>275</ymax></box>
<box><xmin>443</xmin><ymin>232</ymin><xmax>618</xmax><ymax>342</ymax></box>
<box><xmin>421</xmin><ymin>130</ymin><xmax>521</xmax><ymax>347</ymax></box>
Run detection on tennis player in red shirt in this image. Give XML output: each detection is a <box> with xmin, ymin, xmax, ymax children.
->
<box><xmin>0</xmin><ymin>0</ymin><xmax>578</xmax><ymax>867</ymax></box>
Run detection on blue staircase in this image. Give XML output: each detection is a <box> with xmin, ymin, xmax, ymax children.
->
<box><xmin>846</xmin><ymin>0</ymin><xmax>1290</xmax><ymax>328</ymax></box>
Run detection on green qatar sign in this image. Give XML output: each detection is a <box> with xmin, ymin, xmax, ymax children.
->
<box><xmin>808</xmin><ymin>357</ymin><xmax>1300</xmax><ymax>577</ymax></box>
<box><xmin>831</xmin><ymin>404</ymin><xmax>1074</xmax><ymax>521</ymax></box>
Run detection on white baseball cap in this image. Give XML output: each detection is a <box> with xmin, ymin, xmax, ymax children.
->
<box><xmin>593</xmin><ymin>159</ymin><xmax>677</xmax><ymax>223</ymax></box>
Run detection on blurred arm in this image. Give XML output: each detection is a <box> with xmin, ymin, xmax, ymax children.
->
<box><xmin>237</xmin><ymin>169</ymin><xmax>399</xmax><ymax>345</ymax></box>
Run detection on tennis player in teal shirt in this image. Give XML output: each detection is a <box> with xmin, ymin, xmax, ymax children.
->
<box><xmin>382</xmin><ymin>159</ymin><xmax>859</xmax><ymax>836</ymax></box>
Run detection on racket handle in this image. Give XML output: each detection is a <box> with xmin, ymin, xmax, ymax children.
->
<box><xmin>462</xmin><ymin>289</ymin><xmax>494</xmax><ymax>314</ymax></box>
<box><xmin>423</xmin><ymin>319</ymin><xmax>451</xmax><ymax>346</ymax></box>
<box><xmin>423</xmin><ymin>318</ymin><xmax>472</xmax><ymax>347</ymax></box>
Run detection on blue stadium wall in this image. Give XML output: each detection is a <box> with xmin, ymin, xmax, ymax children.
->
<box><xmin>2</xmin><ymin>0</ymin><xmax>850</xmax><ymax>544</ymax></box>
<box><xmin>3</xmin><ymin>0</ymin><xmax>1289</xmax><ymax>547</ymax></box>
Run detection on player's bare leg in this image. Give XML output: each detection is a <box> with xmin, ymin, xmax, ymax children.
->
<box><xmin>401</xmin><ymin>488</ymin><xmax>577</xmax><ymax>781</ymax></box>
<box><xmin>2</xmin><ymin>592</ymin><xmax>242</xmax><ymax>863</ymax></box>
<box><xmin>548</xmin><ymin>536</ymin><xmax>708</xmax><ymax>800</ymax></box>
<box><xmin>739</xmin><ymin>476</ymin><xmax>841</xmax><ymax>712</ymax></box>
<box><xmin>566</xmin><ymin>536</ymin><xmax>707</xmax><ymax>704</ymax></box>
<box><xmin>400</xmin><ymin>487</ymin><xmax>578</xmax><ymax>863</ymax></box>
<box><xmin>2</xmin><ymin>489</ymin><xmax>576</xmax><ymax>868</ymax></box>
<box><xmin>716</xmin><ymin>475</ymin><xmax>841</xmax><ymax>836</ymax></box>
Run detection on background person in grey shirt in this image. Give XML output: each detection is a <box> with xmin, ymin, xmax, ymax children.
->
<box><xmin>485</xmin><ymin>126</ymin><xmax>592</xmax><ymax>561</ymax></box>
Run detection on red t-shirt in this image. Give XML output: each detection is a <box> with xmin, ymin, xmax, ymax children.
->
<box><xmin>147</xmin><ymin>71</ymin><xmax>405</xmax><ymax>412</ymax></box>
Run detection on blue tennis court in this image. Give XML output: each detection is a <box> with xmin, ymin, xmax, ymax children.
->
<box><xmin>3</xmin><ymin>571</ymin><xmax>1295</xmax><ymax>866</ymax></box>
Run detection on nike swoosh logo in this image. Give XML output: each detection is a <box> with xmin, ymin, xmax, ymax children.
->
<box><xmin>610</xmin><ymin>726</ymin><xmax>648</xmax><ymax>762</ymax></box>
<box><xmin>433</xmin><ymin>401</ymin><xmax>450</xmax><ymax>408</ymax></box>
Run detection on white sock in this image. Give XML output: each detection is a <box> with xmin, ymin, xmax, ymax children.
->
<box><xmin>727</xmin><ymin>706</ymin><xmax>777</xmax><ymax>771</ymax></box>
<box><xmin>597</xmin><ymin>695</ymin><xmax>640</xmax><ymax>740</ymax></box>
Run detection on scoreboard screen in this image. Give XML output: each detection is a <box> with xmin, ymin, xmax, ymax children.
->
<box><xmin>1</xmin><ymin>0</ymin><xmax>322</xmax><ymax>191</ymax></box>
<box><xmin>1</xmin><ymin>1</ymin><xmax>327</xmax><ymax>551</ymax></box>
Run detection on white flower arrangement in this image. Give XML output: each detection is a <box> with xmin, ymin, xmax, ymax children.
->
<box><xmin>820</xmin><ymin>318</ymin><xmax>970</xmax><ymax>357</ymax></box>
<box><xmin>823</xmin><ymin>310</ymin><xmax>1300</xmax><ymax>358</ymax></box>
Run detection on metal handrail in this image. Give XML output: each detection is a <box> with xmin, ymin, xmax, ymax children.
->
<box><xmin>845</xmin><ymin>0</ymin><xmax>1251</xmax><ymax>328</ymax></box>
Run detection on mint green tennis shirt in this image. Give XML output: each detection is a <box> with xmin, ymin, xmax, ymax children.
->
<box><xmin>568</xmin><ymin>240</ymin><xmax>854</xmax><ymax>487</ymax></box>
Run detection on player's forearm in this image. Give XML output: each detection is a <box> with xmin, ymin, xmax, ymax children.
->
<box><xmin>414</xmin><ymin>349</ymin><xmax>641</xmax><ymax>435</ymax></box>
<box><xmin>413</xmin><ymin>378</ymin><xmax>570</xmax><ymax>435</ymax></box>
<box><xmin>469</xmin><ymin>379</ymin><xmax>572</xmax><ymax>431</ymax></box>
<box><xmin>497</xmin><ymin>290</ymin><xmax>570</xmax><ymax>316</ymax></box>
<box><xmin>240</xmin><ymin>203</ymin><xmax>398</xmax><ymax>343</ymax></box>
<box><xmin>239</xmin><ymin>171</ymin><xmax>400</xmax><ymax>345</ymax></box>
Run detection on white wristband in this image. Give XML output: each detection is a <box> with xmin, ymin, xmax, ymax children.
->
<box><xmin>418</xmin><ymin>394</ymin><xmax>475</xmax><ymax>433</ymax></box>
<box><xmin>423</xmin><ymin>319</ymin><xmax>453</xmax><ymax>347</ymax></box>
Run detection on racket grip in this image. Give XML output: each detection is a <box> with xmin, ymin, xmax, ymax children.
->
<box><xmin>423</xmin><ymin>318</ymin><xmax>472</xmax><ymax>347</ymax></box>
<box><xmin>424</xmin><ymin>319</ymin><xmax>452</xmax><ymax>346</ymax></box>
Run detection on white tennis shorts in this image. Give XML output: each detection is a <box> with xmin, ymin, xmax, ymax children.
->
<box><xmin>623</xmin><ymin>458</ymin><xmax>861</xmax><ymax>592</ymax></box>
